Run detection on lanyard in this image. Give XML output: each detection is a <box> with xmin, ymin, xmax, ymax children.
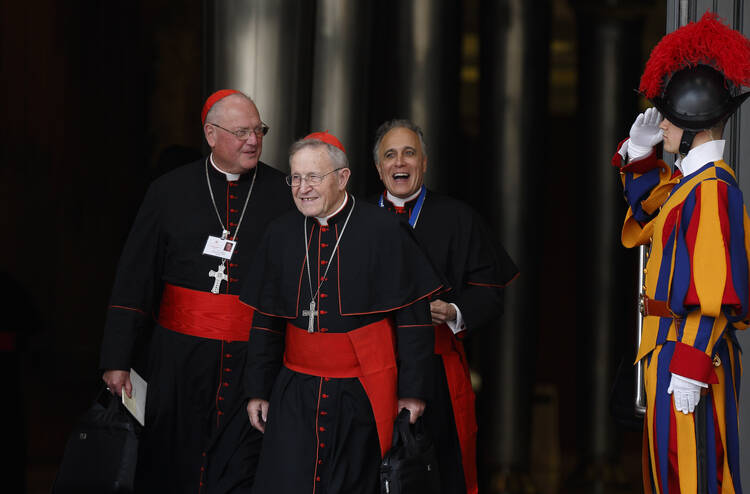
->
<box><xmin>378</xmin><ymin>185</ymin><xmax>426</xmax><ymax>228</ymax></box>
<box><xmin>205</xmin><ymin>157</ymin><xmax>257</xmax><ymax>240</ymax></box>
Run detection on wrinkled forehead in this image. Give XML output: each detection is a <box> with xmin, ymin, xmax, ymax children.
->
<box><xmin>290</xmin><ymin>146</ymin><xmax>332</xmax><ymax>174</ymax></box>
<box><xmin>380</xmin><ymin>127</ymin><xmax>422</xmax><ymax>156</ymax></box>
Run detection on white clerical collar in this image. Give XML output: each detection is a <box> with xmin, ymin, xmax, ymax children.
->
<box><xmin>210</xmin><ymin>153</ymin><xmax>241</xmax><ymax>181</ymax></box>
<box><xmin>676</xmin><ymin>140</ymin><xmax>725</xmax><ymax>177</ymax></box>
<box><xmin>386</xmin><ymin>188</ymin><xmax>422</xmax><ymax>208</ymax></box>
<box><xmin>316</xmin><ymin>192</ymin><xmax>349</xmax><ymax>226</ymax></box>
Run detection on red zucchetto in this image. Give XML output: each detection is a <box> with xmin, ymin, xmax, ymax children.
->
<box><xmin>303</xmin><ymin>131</ymin><xmax>346</xmax><ymax>154</ymax></box>
<box><xmin>201</xmin><ymin>89</ymin><xmax>240</xmax><ymax>124</ymax></box>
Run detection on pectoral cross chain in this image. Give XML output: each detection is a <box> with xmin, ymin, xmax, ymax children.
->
<box><xmin>301</xmin><ymin>198</ymin><xmax>355</xmax><ymax>334</ymax></box>
<box><xmin>302</xmin><ymin>300</ymin><xmax>318</xmax><ymax>333</ymax></box>
<box><xmin>209</xmin><ymin>262</ymin><xmax>228</xmax><ymax>294</ymax></box>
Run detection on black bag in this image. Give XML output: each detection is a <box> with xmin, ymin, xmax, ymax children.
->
<box><xmin>53</xmin><ymin>389</ymin><xmax>140</xmax><ymax>494</ymax></box>
<box><xmin>380</xmin><ymin>409</ymin><xmax>441</xmax><ymax>494</ymax></box>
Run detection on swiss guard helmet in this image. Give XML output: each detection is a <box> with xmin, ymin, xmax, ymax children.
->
<box><xmin>639</xmin><ymin>12</ymin><xmax>750</xmax><ymax>155</ymax></box>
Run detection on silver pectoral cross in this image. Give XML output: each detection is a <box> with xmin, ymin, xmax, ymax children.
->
<box><xmin>302</xmin><ymin>300</ymin><xmax>318</xmax><ymax>333</ymax></box>
<box><xmin>209</xmin><ymin>262</ymin><xmax>228</xmax><ymax>294</ymax></box>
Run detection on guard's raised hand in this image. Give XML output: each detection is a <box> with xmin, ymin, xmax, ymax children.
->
<box><xmin>628</xmin><ymin>107</ymin><xmax>664</xmax><ymax>159</ymax></box>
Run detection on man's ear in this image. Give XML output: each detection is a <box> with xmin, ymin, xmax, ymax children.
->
<box><xmin>204</xmin><ymin>125</ymin><xmax>216</xmax><ymax>148</ymax></box>
<box><xmin>421</xmin><ymin>155</ymin><xmax>428</xmax><ymax>173</ymax></box>
<box><xmin>338</xmin><ymin>167</ymin><xmax>351</xmax><ymax>189</ymax></box>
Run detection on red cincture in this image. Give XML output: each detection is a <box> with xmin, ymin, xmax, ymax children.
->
<box><xmin>434</xmin><ymin>324</ymin><xmax>478</xmax><ymax>494</ymax></box>
<box><xmin>283</xmin><ymin>320</ymin><xmax>398</xmax><ymax>456</ymax></box>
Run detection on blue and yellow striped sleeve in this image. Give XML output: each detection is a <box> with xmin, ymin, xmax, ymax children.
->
<box><xmin>612</xmin><ymin>141</ymin><xmax>680</xmax><ymax>248</ymax></box>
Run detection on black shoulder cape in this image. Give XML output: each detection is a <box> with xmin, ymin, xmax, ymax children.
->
<box><xmin>239</xmin><ymin>198</ymin><xmax>443</xmax><ymax>317</ymax></box>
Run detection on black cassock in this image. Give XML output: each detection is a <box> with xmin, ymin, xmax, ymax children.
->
<box><xmin>375</xmin><ymin>189</ymin><xmax>518</xmax><ymax>494</ymax></box>
<box><xmin>239</xmin><ymin>195</ymin><xmax>443</xmax><ymax>494</ymax></box>
<box><xmin>100</xmin><ymin>158</ymin><xmax>293</xmax><ymax>494</ymax></box>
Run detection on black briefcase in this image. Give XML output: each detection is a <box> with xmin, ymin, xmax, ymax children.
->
<box><xmin>52</xmin><ymin>389</ymin><xmax>140</xmax><ymax>494</ymax></box>
<box><xmin>380</xmin><ymin>409</ymin><xmax>441</xmax><ymax>494</ymax></box>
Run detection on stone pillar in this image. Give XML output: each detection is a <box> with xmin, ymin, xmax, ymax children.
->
<box><xmin>203</xmin><ymin>0</ymin><xmax>315</xmax><ymax>171</ymax></box>
<box><xmin>570</xmin><ymin>1</ymin><xmax>647</xmax><ymax>488</ymax></box>
<box><xmin>369</xmin><ymin>0</ymin><xmax>462</xmax><ymax>193</ymax></box>
<box><xmin>309</xmin><ymin>0</ymin><xmax>373</xmax><ymax>196</ymax></box>
<box><xmin>479</xmin><ymin>0</ymin><xmax>549</xmax><ymax>490</ymax></box>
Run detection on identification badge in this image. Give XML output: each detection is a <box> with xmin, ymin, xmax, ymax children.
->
<box><xmin>203</xmin><ymin>235</ymin><xmax>237</xmax><ymax>260</ymax></box>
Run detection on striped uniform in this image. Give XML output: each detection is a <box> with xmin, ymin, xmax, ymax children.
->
<box><xmin>614</xmin><ymin>140</ymin><xmax>749</xmax><ymax>494</ymax></box>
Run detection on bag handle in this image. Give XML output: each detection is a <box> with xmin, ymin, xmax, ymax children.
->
<box><xmin>393</xmin><ymin>408</ymin><xmax>418</xmax><ymax>453</ymax></box>
<box><xmin>96</xmin><ymin>386</ymin><xmax>122</xmax><ymax>421</ymax></box>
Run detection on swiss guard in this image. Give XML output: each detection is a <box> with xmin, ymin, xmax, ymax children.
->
<box><xmin>611</xmin><ymin>12</ymin><xmax>750</xmax><ymax>494</ymax></box>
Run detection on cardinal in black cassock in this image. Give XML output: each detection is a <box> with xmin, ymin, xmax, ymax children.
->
<box><xmin>100</xmin><ymin>90</ymin><xmax>294</xmax><ymax>493</ymax></box>
<box><xmin>372</xmin><ymin>120</ymin><xmax>519</xmax><ymax>494</ymax></box>
<box><xmin>240</xmin><ymin>132</ymin><xmax>443</xmax><ymax>494</ymax></box>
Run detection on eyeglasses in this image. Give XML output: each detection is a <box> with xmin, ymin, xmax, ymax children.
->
<box><xmin>208</xmin><ymin>122</ymin><xmax>270</xmax><ymax>140</ymax></box>
<box><xmin>285</xmin><ymin>168</ymin><xmax>344</xmax><ymax>187</ymax></box>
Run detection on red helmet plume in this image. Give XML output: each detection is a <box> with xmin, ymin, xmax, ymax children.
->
<box><xmin>639</xmin><ymin>12</ymin><xmax>750</xmax><ymax>99</ymax></box>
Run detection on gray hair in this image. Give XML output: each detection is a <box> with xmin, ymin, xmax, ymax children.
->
<box><xmin>289</xmin><ymin>138</ymin><xmax>349</xmax><ymax>170</ymax></box>
<box><xmin>372</xmin><ymin>119</ymin><xmax>428</xmax><ymax>164</ymax></box>
<box><xmin>204</xmin><ymin>92</ymin><xmax>255</xmax><ymax>124</ymax></box>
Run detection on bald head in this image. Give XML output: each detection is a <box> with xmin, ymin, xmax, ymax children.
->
<box><xmin>203</xmin><ymin>93</ymin><xmax>265</xmax><ymax>174</ymax></box>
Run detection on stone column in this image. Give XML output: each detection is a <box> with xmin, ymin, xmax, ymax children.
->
<box><xmin>479</xmin><ymin>0</ymin><xmax>549</xmax><ymax>490</ymax></box>
<box><xmin>309</xmin><ymin>0</ymin><xmax>373</xmax><ymax>196</ymax></box>
<box><xmin>203</xmin><ymin>0</ymin><xmax>315</xmax><ymax>171</ymax></box>
<box><xmin>570</xmin><ymin>1</ymin><xmax>647</xmax><ymax>488</ymax></box>
<box><xmin>369</xmin><ymin>0</ymin><xmax>462</xmax><ymax>193</ymax></box>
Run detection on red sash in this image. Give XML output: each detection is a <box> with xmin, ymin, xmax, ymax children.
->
<box><xmin>158</xmin><ymin>283</ymin><xmax>254</xmax><ymax>341</ymax></box>
<box><xmin>283</xmin><ymin>320</ymin><xmax>398</xmax><ymax>457</ymax></box>
<box><xmin>434</xmin><ymin>324</ymin><xmax>478</xmax><ymax>494</ymax></box>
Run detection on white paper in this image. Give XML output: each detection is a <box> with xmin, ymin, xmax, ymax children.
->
<box><xmin>203</xmin><ymin>235</ymin><xmax>236</xmax><ymax>260</ymax></box>
<box><xmin>122</xmin><ymin>368</ymin><xmax>147</xmax><ymax>426</ymax></box>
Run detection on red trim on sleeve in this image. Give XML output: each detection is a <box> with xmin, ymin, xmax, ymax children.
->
<box><xmin>109</xmin><ymin>305</ymin><xmax>146</xmax><ymax>315</ymax></box>
<box><xmin>669</xmin><ymin>342</ymin><xmax>718</xmax><ymax>384</ymax></box>
<box><xmin>252</xmin><ymin>326</ymin><xmax>283</xmax><ymax>335</ymax></box>
<box><xmin>612</xmin><ymin>138</ymin><xmax>629</xmax><ymax>168</ymax></box>
<box><xmin>339</xmin><ymin>286</ymin><xmax>443</xmax><ymax>316</ymax></box>
<box><xmin>466</xmin><ymin>281</ymin><xmax>503</xmax><ymax>288</ymax></box>
<box><xmin>467</xmin><ymin>271</ymin><xmax>520</xmax><ymax>288</ymax></box>
<box><xmin>620</xmin><ymin>149</ymin><xmax>659</xmax><ymax>174</ymax></box>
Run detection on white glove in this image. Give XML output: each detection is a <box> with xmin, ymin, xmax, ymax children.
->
<box><xmin>628</xmin><ymin>107</ymin><xmax>664</xmax><ymax>160</ymax></box>
<box><xmin>667</xmin><ymin>373</ymin><xmax>707</xmax><ymax>414</ymax></box>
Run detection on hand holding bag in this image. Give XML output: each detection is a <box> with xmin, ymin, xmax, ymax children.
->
<box><xmin>53</xmin><ymin>389</ymin><xmax>140</xmax><ymax>494</ymax></box>
<box><xmin>380</xmin><ymin>408</ymin><xmax>441</xmax><ymax>494</ymax></box>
